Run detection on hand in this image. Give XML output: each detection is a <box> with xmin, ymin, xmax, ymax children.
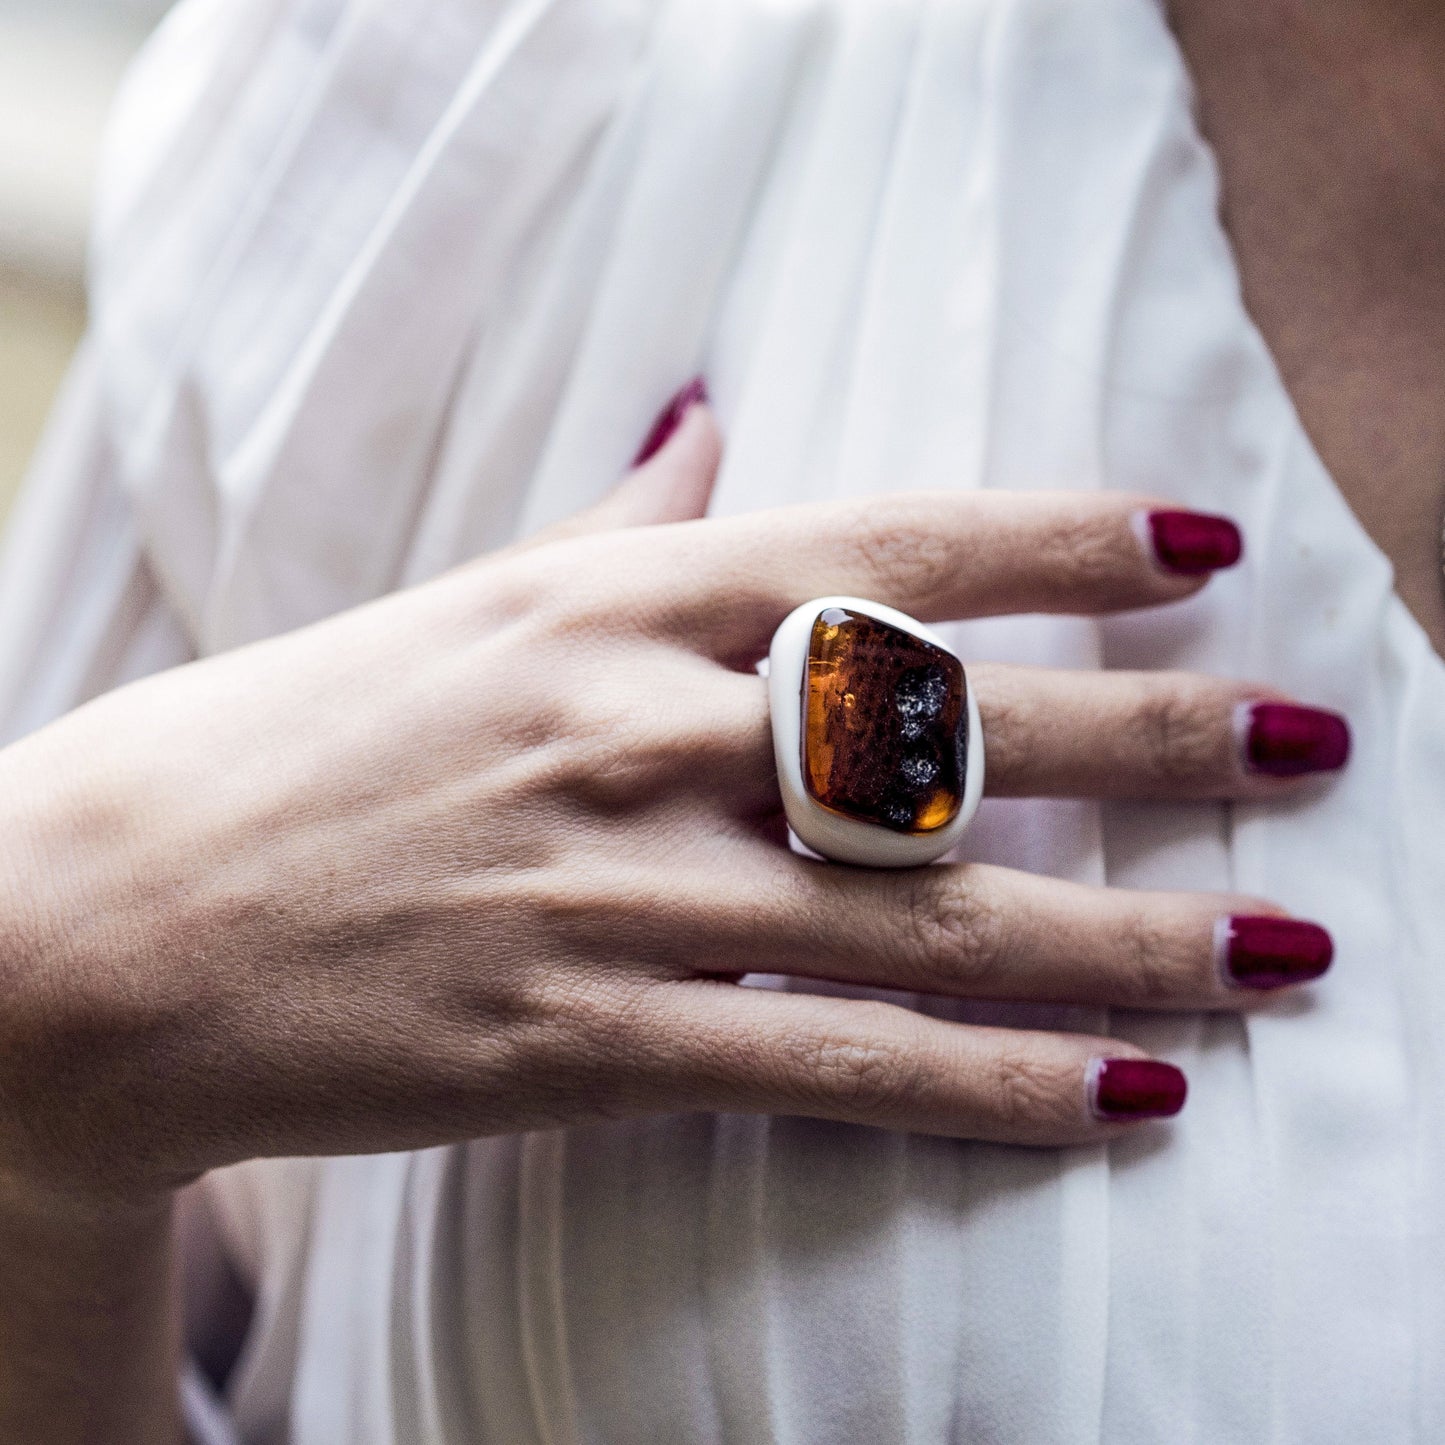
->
<box><xmin>0</xmin><ymin>398</ymin><xmax>1345</xmax><ymax>1208</ymax></box>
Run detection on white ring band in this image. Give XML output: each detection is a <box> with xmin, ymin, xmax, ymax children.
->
<box><xmin>768</xmin><ymin>597</ymin><xmax>985</xmax><ymax>868</ymax></box>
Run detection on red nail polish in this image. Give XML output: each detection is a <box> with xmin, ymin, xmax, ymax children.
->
<box><xmin>1146</xmin><ymin>510</ymin><xmax>1243</xmax><ymax>574</ymax></box>
<box><xmin>1220</xmin><ymin>915</ymin><xmax>1333</xmax><ymax>990</ymax></box>
<box><xmin>1244</xmin><ymin>702</ymin><xmax>1351</xmax><ymax>777</ymax></box>
<box><xmin>1089</xmin><ymin>1058</ymin><xmax>1188</xmax><ymax>1121</ymax></box>
<box><xmin>633</xmin><ymin>376</ymin><xmax>709</xmax><ymax>465</ymax></box>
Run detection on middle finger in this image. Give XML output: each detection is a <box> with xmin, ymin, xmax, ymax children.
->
<box><xmin>971</xmin><ymin>664</ymin><xmax>1349</xmax><ymax>799</ymax></box>
<box><xmin>718</xmin><ymin>665</ymin><xmax>1349</xmax><ymax>811</ymax></box>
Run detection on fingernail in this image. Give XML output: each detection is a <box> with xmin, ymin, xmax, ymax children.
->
<box><xmin>1142</xmin><ymin>509</ymin><xmax>1243</xmax><ymax>574</ymax></box>
<box><xmin>1217</xmin><ymin>915</ymin><xmax>1334</xmax><ymax>990</ymax></box>
<box><xmin>1241</xmin><ymin>701</ymin><xmax>1351</xmax><ymax>777</ymax></box>
<box><xmin>633</xmin><ymin>376</ymin><xmax>709</xmax><ymax>465</ymax></box>
<box><xmin>1088</xmin><ymin>1058</ymin><xmax>1188</xmax><ymax>1121</ymax></box>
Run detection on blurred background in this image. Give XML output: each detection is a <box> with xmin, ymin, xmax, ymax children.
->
<box><xmin>0</xmin><ymin>0</ymin><xmax>171</xmax><ymax>520</ymax></box>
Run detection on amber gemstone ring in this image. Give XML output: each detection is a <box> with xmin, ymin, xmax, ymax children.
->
<box><xmin>767</xmin><ymin>597</ymin><xmax>985</xmax><ymax>868</ymax></box>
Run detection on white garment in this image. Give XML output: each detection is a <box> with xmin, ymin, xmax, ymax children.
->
<box><xmin>2</xmin><ymin>0</ymin><xmax>1442</xmax><ymax>1439</ymax></box>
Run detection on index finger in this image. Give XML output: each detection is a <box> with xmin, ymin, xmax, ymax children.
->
<box><xmin>635</xmin><ymin>492</ymin><xmax>1241</xmax><ymax>656</ymax></box>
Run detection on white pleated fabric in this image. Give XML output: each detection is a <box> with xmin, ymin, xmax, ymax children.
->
<box><xmin>2</xmin><ymin>0</ymin><xmax>1443</xmax><ymax>1440</ymax></box>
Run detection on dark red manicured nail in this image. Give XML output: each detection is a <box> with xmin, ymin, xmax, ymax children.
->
<box><xmin>1220</xmin><ymin>915</ymin><xmax>1333</xmax><ymax>990</ymax></box>
<box><xmin>1089</xmin><ymin>1058</ymin><xmax>1188</xmax><ymax>1121</ymax></box>
<box><xmin>633</xmin><ymin>376</ymin><xmax>709</xmax><ymax>465</ymax></box>
<box><xmin>1243</xmin><ymin>702</ymin><xmax>1351</xmax><ymax>777</ymax></box>
<box><xmin>1145</xmin><ymin>509</ymin><xmax>1243</xmax><ymax>574</ymax></box>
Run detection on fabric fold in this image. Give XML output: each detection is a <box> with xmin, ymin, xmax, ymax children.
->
<box><xmin>1</xmin><ymin>0</ymin><xmax>1439</xmax><ymax>1438</ymax></box>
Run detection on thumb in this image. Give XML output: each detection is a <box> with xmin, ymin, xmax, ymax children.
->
<box><xmin>520</xmin><ymin>378</ymin><xmax>721</xmax><ymax>552</ymax></box>
<box><xmin>605</xmin><ymin>377</ymin><xmax>721</xmax><ymax>528</ymax></box>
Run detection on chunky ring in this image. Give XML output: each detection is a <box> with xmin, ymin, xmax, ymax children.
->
<box><xmin>768</xmin><ymin>597</ymin><xmax>985</xmax><ymax>868</ymax></box>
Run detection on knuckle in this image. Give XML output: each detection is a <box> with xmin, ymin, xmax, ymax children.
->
<box><xmin>1132</xmin><ymin>680</ymin><xmax>1222</xmax><ymax>788</ymax></box>
<box><xmin>1037</xmin><ymin>509</ymin><xmax>1136</xmax><ymax>599</ymax></box>
<box><xmin>449</xmin><ymin>534</ymin><xmax>561</xmax><ymax>620</ymax></box>
<box><xmin>568</xmin><ymin>730</ymin><xmax>667</xmax><ymax>810</ymax></box>
<box><xmin>473</xmin><ymin>979</ymin><xmax>662</xmax><ymax>1131</ymax></box>
<box><xmin>537</xmin><ymin>974</ymin><xmax>659</xmax><ymax>1066</ymax></box>
<box><xmin>513</xmin><ymin>871</ymin><xmax>678</xmax><ymax>976</ymax></box>
<box><xmin>988</xmin><ymin>1046</ymin><xmax>1073</xmax><ymax>1135</ymax></box>
<box><xmin>521</xmin><ymin>535</ymin><xmax>668</xmax><ymax>639</ymax></box>
<box><xmin>499</xmin><ymin>545</ymin><xmax>592</xmax><ymax>625</ymax></box>
<box><xmin>903</xmin><ymin>872</ymin><xmax>1008</xmax><ymax>988</ymax></box>
<box><xmin>536</xmin><ymin>657</ymin><xmax>742</xmax><ymax>812</ymax></box>
<box><xmin>844</xmin><ymin>499</ymin><xmax>957</xmax><ymax>605</ymax></box>
<box><xmin>799</xmin><ymin>1010</ymin><xmax>928</xmax><ymax>1122</ymax></box>
<box><xmin>1118</xmin><ymin>907</ymin><xmax>1193</xmax><ymax>1004</ymax></box>
<box><xmin>557</xmin><ymin>691</ymin><xmax>712</xmax><ymax>811</ymax></box>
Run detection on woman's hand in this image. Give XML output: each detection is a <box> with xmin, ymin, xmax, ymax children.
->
<box><xmin>0</xmin><ymin>401</ymin><xmax>1345</xmax><ymax>1210</ymax></box>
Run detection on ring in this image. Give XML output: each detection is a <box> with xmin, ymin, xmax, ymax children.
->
<box><xmin>768</xmin><ymin>596</ymin><xmax>985</xmax><ymax>868</ymax></box>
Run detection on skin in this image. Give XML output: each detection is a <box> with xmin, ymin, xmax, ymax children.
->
<box><xmin>1167</xmin><ymin>0</ymin><xmax>1445</xmax><ymax>656</ymax></box>
<box><xmin>1</xmin><ymin>10</ymin><xmax>1423</xmax><ymax>1436</ymax></box>
<box><xmin>0</xmin><ymin>409</ymin><xmax>1331</xmax><ymax>1440</ymax></box>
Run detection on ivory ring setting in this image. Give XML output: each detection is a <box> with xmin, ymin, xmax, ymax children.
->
<box><xmin>768</xmin><ymin>597</ymin><xmax>985</xmax><ymax>868</ymax></box>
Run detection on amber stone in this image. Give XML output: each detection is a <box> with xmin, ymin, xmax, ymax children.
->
<box><xmin>801</xmin><ymin>608</ymin><xmax>968</xmax><ymax>835</ymax></box>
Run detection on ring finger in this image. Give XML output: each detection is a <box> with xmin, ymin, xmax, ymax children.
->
<box><xmin>696</xmin><ymin>854</ymin><xmax>1333</xmax><ymax>1006</ymax></box>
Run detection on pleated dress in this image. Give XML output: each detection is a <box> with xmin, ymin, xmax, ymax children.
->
<box><xmin>1</xmin><ymin>1</ymin><xmax>1441</xmax><ymax>1440</ymax></box>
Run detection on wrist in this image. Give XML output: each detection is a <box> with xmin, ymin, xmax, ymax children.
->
<box><xmin>0</xmin><ymin>1165</ymin><xmax>176</xmax><ymax>1236</ymax></box>
<box><xmin>0</xmin><ymin>738</ymin><xmax>185</xmax><ymax>1209</ymax></box>
<box><xmin>0</xmin><ymin>1164</ymin><xmax>182</xmax><ymax>1445</ymax></box>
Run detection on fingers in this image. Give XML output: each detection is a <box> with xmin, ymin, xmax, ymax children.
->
<box><xmin>972</xmin><ymin>665</ymin><xmax>1350</xmax><ymax>798</ymax></box>
<box><xmin>707</xmin><ymin>665</ymin><xmax>1350</xmax><ymax>817</ymax></box>
<box><xmin>637</xmin><ymin>491</ymin><xmax>1240</xmax><ymax>656</ymax></box>
<box><xmin>652</xmin><ymin>982</ymin><xmax>1182</xmax><ymax>1146</ymax></box>
<box><xmin>631</xmin><ymin>377</ymin><xmax>713</xmax><ymax>471</ymax></box>
<box><xmin>608</xmin><ymin>389</ymin><xmax>721</xmax><ymax>528</ymax></box>
<box><xmin>505</xmin><ymin>380</ymin><xmax>720</xmax><ymax>555</ymax></box>
<box><xmin>701</xmin><ymin>857</ymin><xmax>1332</xmax><ymax>1009</ymax></box>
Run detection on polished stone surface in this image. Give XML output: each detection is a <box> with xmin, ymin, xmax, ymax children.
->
<box><xmin>802</xmin><ymin>607</ymin><xmax>967</xmax><ymax>834</ymax></box>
